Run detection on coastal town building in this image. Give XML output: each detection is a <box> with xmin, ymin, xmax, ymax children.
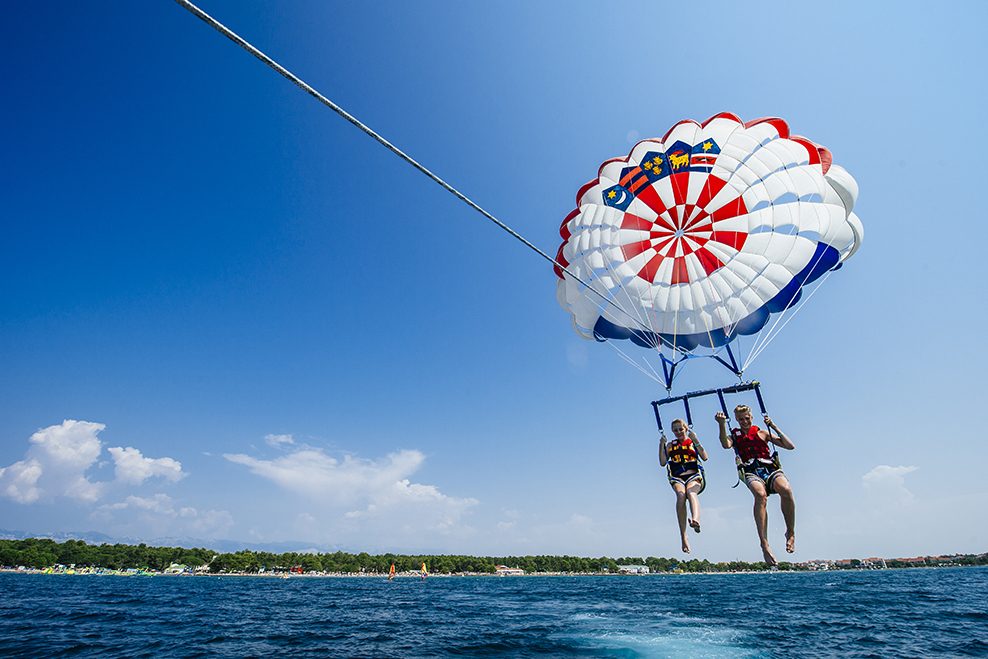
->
<box><xmin>494</xmin><ymin>565</ymin><xmax>524</xmax><ymax>576</ymax></box>
<box><xmin>616</xmin><ymin>565</ymin><xmax>650</xmax><ymax>574</ymax></box>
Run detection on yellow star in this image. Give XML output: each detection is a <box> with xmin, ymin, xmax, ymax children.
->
<box><xmin>703</xmin><ymin>141</ymin><xmax>713</xmax><ymax>152</ymax></box>
<box><xmin>607</xmin><ymin>190</ymin><xmax>617</xmax><ymax>199</ymax></box>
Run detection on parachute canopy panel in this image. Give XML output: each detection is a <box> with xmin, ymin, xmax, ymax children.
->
<box><xmin>555</xmin><ymin>113</ymin><xmax>863</xmax><ymax>352</ymax></box>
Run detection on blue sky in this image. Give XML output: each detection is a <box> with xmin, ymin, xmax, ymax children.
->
<box><xmin>2</xmin><ymin>0</ymin><xmax>987</xmax><ymax>563</ymax></box>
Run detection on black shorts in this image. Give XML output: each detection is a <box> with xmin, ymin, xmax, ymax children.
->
<box><xmin>668</xmin><ymin>470</ymin><xmax>703</xmax><ymax>489</ymax></box>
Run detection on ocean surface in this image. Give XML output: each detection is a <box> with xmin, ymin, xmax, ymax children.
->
<box><xmin>1</xmin><ymin>567</ymin><xmax>986</xmax><ymax>658</ymax></box>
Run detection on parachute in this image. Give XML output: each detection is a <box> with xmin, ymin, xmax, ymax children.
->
<box><xmin>555</xmin><ymin>113</ymin><xmax>862</xmax><ymax>390</ymax></box>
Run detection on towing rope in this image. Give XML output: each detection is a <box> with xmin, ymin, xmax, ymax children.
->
<box><xmin>171</xmin><ymin>0</ymin><xmax>647</xmax><ymax>330</ymax></box>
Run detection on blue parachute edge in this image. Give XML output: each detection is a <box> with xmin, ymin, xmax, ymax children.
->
<box><xmin>592</xmin><ymin>243</ymin><xmax>841</xmax><ymax>350</ymax></box>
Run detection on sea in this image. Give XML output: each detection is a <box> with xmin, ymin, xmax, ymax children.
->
<box><xmin>1</xmin><ymin>567</ymin><xmax>986</xmax><ymax>658</ymax></box>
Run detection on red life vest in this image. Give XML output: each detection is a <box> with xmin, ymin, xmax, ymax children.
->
<box><xmin>731</xmin><ymin>425</ymin><xmax>772</xmax><ymax>463</ymax></box>
<box><xmin>666</xmin><ymin>438</ymin><xmax>698</xmax><ymax>466</ymax></box>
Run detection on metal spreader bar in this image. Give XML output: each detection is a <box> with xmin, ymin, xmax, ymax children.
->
<box><xmin>651</xmin><ymin>381</ymin><xmax>765</xmax><ymax>432</ymax></box>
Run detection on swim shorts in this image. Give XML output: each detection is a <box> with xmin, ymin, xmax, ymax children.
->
<box><xmin>740</xmin><ymin>461</ymin><xmax>783</xmax><ymax>494</ymax></box>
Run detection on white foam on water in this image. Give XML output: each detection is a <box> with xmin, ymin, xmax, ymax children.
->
<box><xmin>562</xmin><ymin>611</ymin><xmax>768</xmax><ymax>659</ymax></box>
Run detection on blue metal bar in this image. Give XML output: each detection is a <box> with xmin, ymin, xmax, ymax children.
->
<box><xmin>651</xmin><ymin>401</ymin><xmax>664</xmax><ymax>432</ymax></box>
<box><xmin>711</xmin><ymin>354</ymin><xmax>741</xmax><ymax>376</ymax></box>
<box><xmin>753</xmin><ymin>382</ymin><xmax>767</xmax><ymax>415</ymax></box>
<box><xmin>651</xmin><ymin>381</ymin><xmax>763</xmax><ymax>409</ymax></box>
<box><xmin>716</xmin><ymin>389</ymin><xmax>729</xmax><ymax>417</ymax></box>
<box><xmin>660</xmin><ymin>356</ymin><xmax>673</xmax><ymax>391</ymax></box>
<box><xmin>725</xmin><ymin>343</ymin><xmax>740</xmax><ymax>373</ymax></box>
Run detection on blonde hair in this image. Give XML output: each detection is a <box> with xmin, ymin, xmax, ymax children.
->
<box><xmin>733</xmin><ymin>404</ymin><xmax>752</xmax><ymax>416</ymax></box>
<box><xmin>670</xmin><ymin>418</ymin><xmax>688</xmax><ymax>432</ymax></box>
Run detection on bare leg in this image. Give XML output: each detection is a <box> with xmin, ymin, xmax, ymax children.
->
<box><xmin>748</xmin><ymin>480</ymin><xmax>776</xmax><ymax>566</ymax></box>
<box><xmin>686</xmin><ymin>480</ymin><xmax>702</xmax><ymax>533</ymax></box>
<box><xmin>673</xmin><ymin>483</ymin><xmax>690</xmax><ymax>553</ymax></box>
<box><xmin>773</xmin><ymin>475</ymin><xmax>796</xmax><ymax>553</ymax></box>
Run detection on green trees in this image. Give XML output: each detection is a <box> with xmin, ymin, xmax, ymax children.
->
<box><xmin>5</xmin><ymin>538</ymin><xmax>979</xmax><ymax>574</ymax></box>
<box><xmin>0</xmin><ymin>539</ymin><xmax>216</xmax><ymax>571</ymax></box>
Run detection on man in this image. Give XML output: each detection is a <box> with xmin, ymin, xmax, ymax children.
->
<box><xmin>715</xmin><ymin>404</ymin><xmax>795</xmax><ymax>566</ymax></box>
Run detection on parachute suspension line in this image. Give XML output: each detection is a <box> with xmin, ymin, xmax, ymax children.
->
<box><xmin>605</xmin><ymin>340</ymin><xmax>664</xmax><ymax>384</ymax></box>
<box><xmin>695</xmin><ymin>261</ymin><xmax>746</xmax><ymax>378</ymax></box>
<box><xmin>743</xmin><ymin>267</ymin><xmax>838</xmax><ymax>371</ymax></box>
<box><xmin>696</xmin><ymin>284</ymin><xmax>721</xmax><ymax>363</ymax></box>
<box><xmin>600</xmin><ymin>258</ymin><xmax>653</xmax><ymax>344</ymax></box>
<box><xmin>734</xmin><ymin>146</ymin><xmax>842</xmax><ymax>371</ymax></box>
<box><xmin>171</xmin><ymin>0</ymin><xmax>648</xmax><ymax>330</ymax></box>
<box><xmin>740</xmin><ymin>222</ymin><xmax>845</xmax><ymax>371</ymax></box>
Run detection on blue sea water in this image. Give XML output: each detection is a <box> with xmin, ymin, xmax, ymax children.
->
<box><xmin>1</xmin><ymin>567</ymin><xmax>986</xmax><ymax>658</ymax></box>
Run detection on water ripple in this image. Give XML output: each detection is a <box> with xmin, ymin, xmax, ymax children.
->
<box><xmin>0</xmin><ymin>568</ymin><xmax>986</xmax><ymax>658</ymax></box>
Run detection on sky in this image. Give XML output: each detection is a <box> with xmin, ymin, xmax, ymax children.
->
<box><xmin>2</xmin><ymin>0</ymin><xmax>987</xmax><ymax>564</ymax></box>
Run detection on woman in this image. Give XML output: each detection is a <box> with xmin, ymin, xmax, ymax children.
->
<box><xmin>658</xmin><ymin>418</ymin><xmax>708</xmax><ymax>554</ymax></box>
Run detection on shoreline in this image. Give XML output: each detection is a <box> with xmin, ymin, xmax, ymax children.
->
<box><xmin>2</xmin><ymin>565</ymin><xmax>974</xmax><ymax>578</ymax></box>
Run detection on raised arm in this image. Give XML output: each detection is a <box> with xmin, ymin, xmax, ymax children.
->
<box><xmin>715</xmin><ymin>412</ymin><xmax>732</xmax><ymax>449</ymax></box>
<box><xmin>763</xmin><ymin>415</ymin><xmax>795</xmax><ymax>450</ymax></box>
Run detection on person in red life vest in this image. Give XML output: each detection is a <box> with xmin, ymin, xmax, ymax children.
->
<box><xmin>658</xmin><ymin>418</ymin><xmax>709</xmax><ymax>554</ymax></box>
<box><xmin>715</xmin><ymin>404</ymin><xmax>796</xmax><ymax>567</ymax></box>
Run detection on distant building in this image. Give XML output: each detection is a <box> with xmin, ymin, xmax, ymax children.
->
<box><xmin>495</xmin><ymin>565</ymin><xmax>525</xmax><ymax>576</ymax></box>
<box><xmin>617</xmin><ymin>565</ymin><xmax>650</xmax><ymax>574</ymax></box>
<box><xmin>897</xmin><ymin>557</ymin><xmax>928</xmax><ymax>565</ymax></box>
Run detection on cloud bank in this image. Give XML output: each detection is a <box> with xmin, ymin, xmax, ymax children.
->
<box><xmin>862</xmin><ymin>465</ymin><xmax>918</xmax><ymax>506</ymax></box>
<box><xmin>0</xmin><ymin>420</ymin><xmax>187</xmax><ymax>504</ymax></box>
<box><xmin>224</xmin><ymin>445</ymin><xmax>478</xmax><ymax>533</ymax></box>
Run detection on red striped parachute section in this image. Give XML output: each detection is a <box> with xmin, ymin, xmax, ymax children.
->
<box><xmin>555</xmin><ymin>113</ymin><xmax>862</xmax><ymax>386</ymax></box>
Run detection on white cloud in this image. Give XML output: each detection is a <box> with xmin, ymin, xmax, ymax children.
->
<box><xmin>224</xmin><ymin>445</ymin><xmax>478</xmax><ymax>530</ymax></box>
<box><xmin>29</xmin><ymin>420</ymin><xmax>104</xmax><ymax>469</ymax></box>
<box><xmin>125</xmin><ymin>493</ymin><xmax>177</xmax><ymax>514</ymax></box>
<box><xmin>0</xmin><ymin>459</ymin><xmax>44</xmax><ymax>504</ymax></box>
<box><xmin>0</xmin><ymin>420</ymin><xmax>187</xmax><ymax>505</ymax></box>
<box><xmin>265</xmin><ymin>434</ymin><xmax>295</xmax><ymax>448</ymax></box>
<box><xmin>569</xmin><ymin>514</ymin><xmax>593</xmax><ymax>526</ymax></box>
<box><xmin>862</xmin><ymin>465</ymin><xmax>918</xmax><ymax>505</ymax></box>
<box><xmin>224</xmin><ymin>447</ymin><xmax>425</xmax><ymax>504</ymax></box>
<box><xmin>108</xmin><ymin>446</ymin><xmax>186</xmax><ymax>485</ymax></box>
<box><xmin>63</xmin><ymin>475</ymin><xmax>104</xmax><ymax>504</ymax></box>
<box><xmin>0</xmin><ymin>420</ymin><xmax>105</xmax><ymax>503</ymax></box>
<box><xmin>181</xmin><ymin>507</ymin><xmax>234</xmax><ymax>537</ymax></box>
<box><xmin>94</xmin><ymin>495</ymin><xmax>234</xmax><ymax>538</ymax></box>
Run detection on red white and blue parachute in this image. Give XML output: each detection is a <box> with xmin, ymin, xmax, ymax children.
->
<box><xmin>555</xmin><ymin>113</ymin><xmax>862</xmax><ymax>383</ymax></box>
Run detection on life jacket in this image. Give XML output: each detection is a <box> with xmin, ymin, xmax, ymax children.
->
<box><xmin>731</xmin><ymin>425</ymin><xmax>773</xmax><ymax>464</ymax></box>
<box><xmin>666</xmin><ymin>438</ymin><xmax>698</xmax><ymax>467</ymax></box>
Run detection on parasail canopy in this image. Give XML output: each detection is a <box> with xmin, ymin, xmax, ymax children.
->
<box><xmin>555</xmin><ymin>113</ymin><xmax>862</xmax><ymax>379</ymax></box>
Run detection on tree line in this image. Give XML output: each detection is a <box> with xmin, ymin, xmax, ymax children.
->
<box><xmin>4</xmin><ymin>538</ymin><xmax>985</xmax><ymax>574</ymax></box>
<box><xmin>0</xmin><ymin>538</ymin><xmax>215</xmax><ymax>571</ymax></box>
<box><xmin>0</xmin><ymin>539</ymin><xmax>793</xmax><ymax>573</ymax></box>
